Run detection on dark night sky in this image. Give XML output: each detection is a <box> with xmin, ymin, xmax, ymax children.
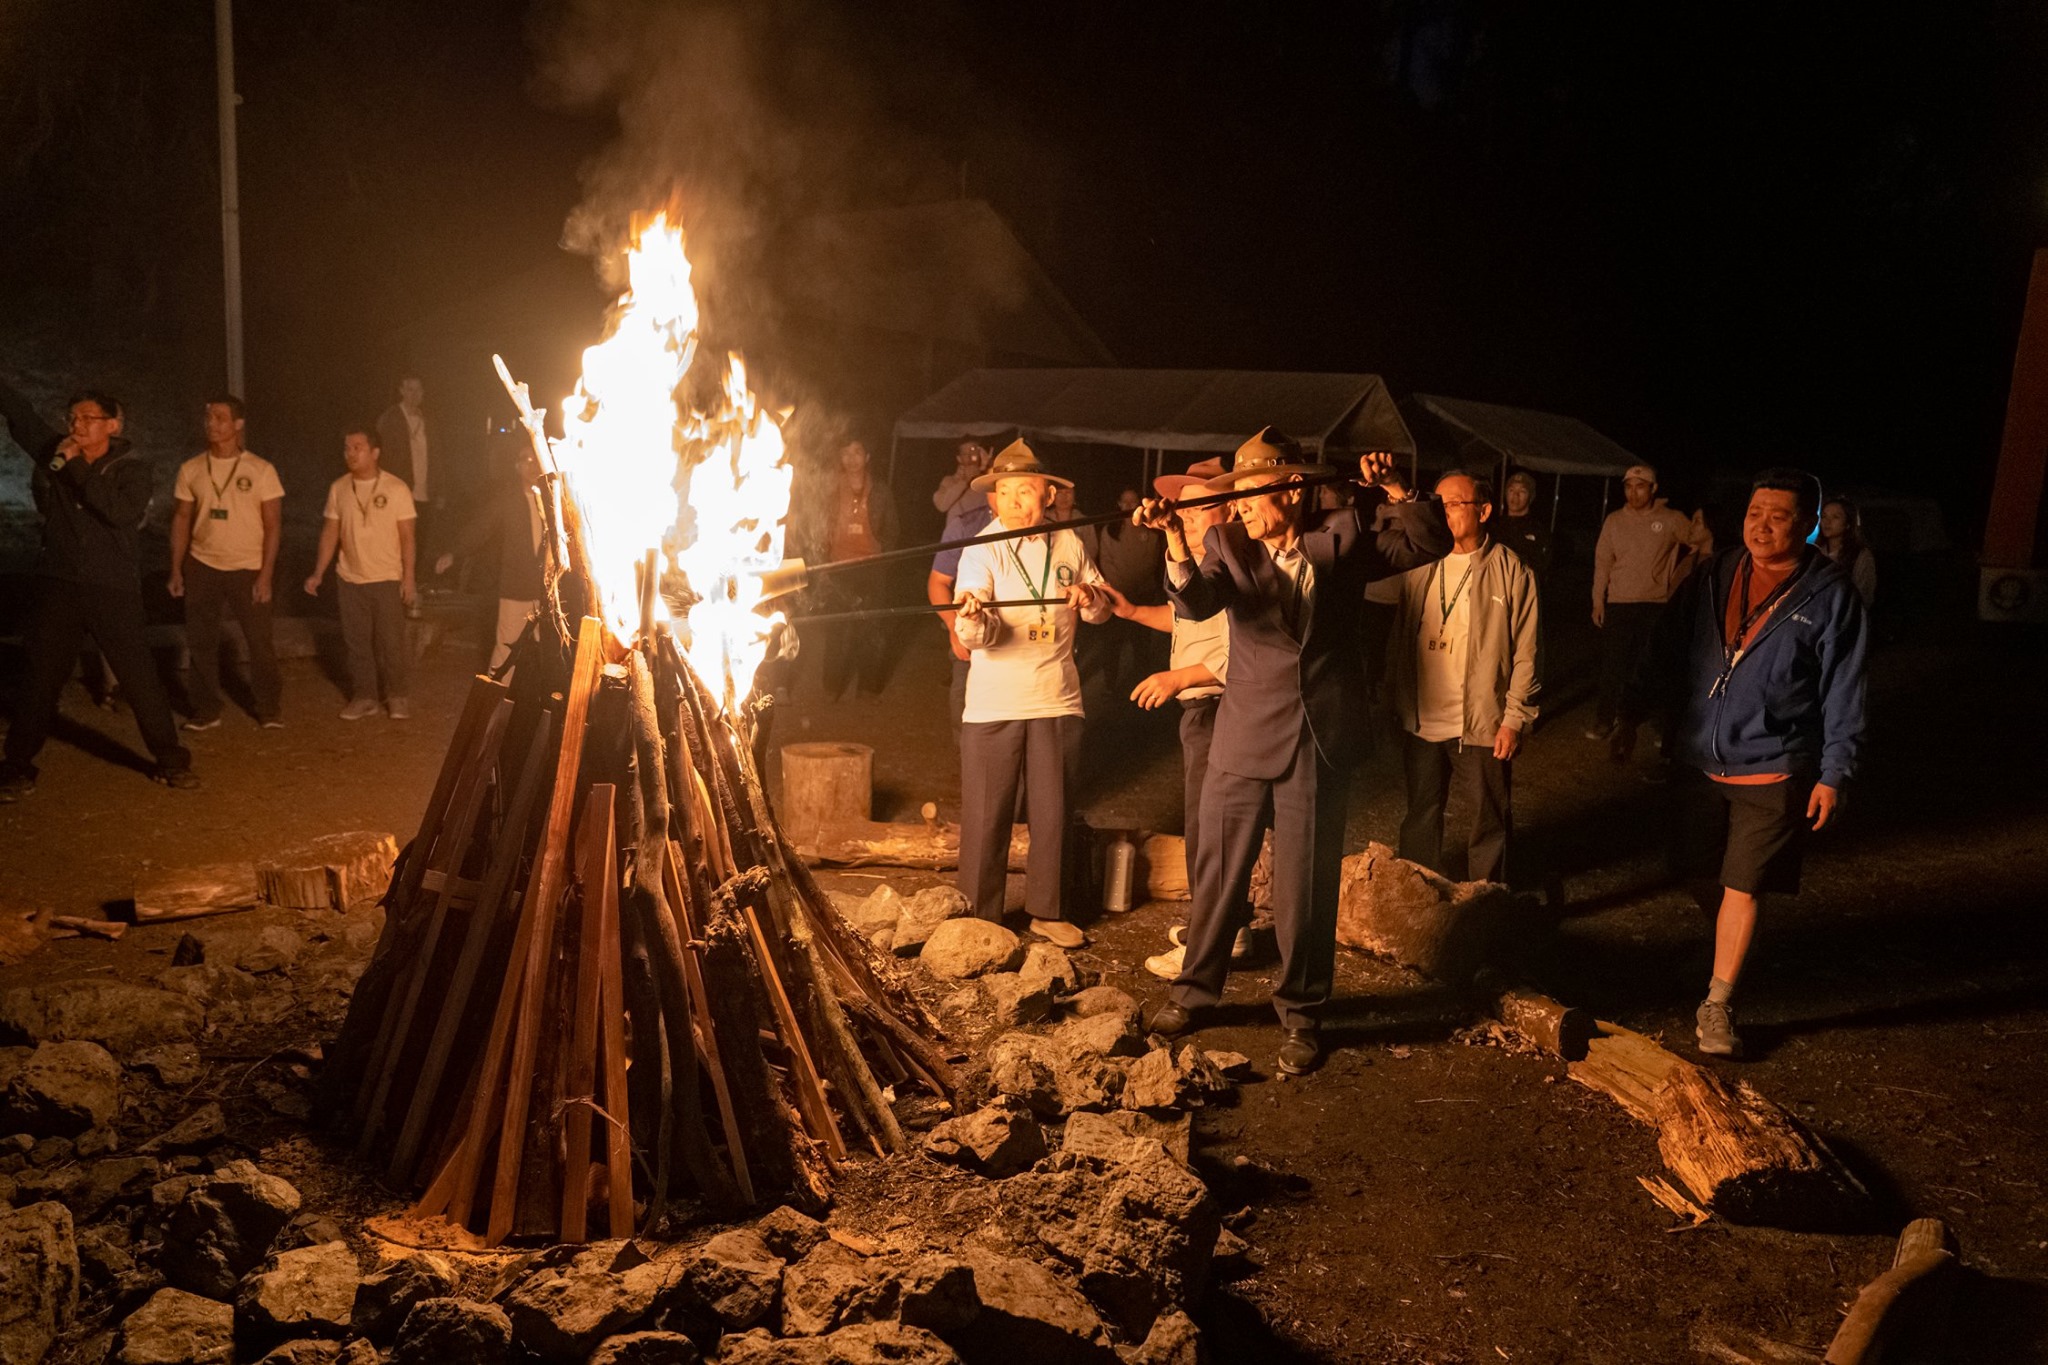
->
<box><xmin>4</xmin><ymin>1</ymin><xmax>2046</xmax><ymax>532</ymax></box>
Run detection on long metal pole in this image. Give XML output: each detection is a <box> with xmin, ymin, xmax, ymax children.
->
<box><xmin>216</xmin><ymin>0</ymin><xmax>245</xmax><ymax>396</ymax></box>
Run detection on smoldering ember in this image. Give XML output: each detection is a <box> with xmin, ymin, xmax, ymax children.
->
<box><xmin>4</xmin><ymin>7</ymin><xmax>2048</xmax><ymax>1365</ymax></box>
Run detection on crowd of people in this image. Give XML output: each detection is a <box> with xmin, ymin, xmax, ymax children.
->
<box><xmin>932</xmin><ymin>429</ymin><xmax>1871</xmax><ymax>1073</ymax></box>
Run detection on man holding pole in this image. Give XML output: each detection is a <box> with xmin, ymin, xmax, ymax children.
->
<box><xmin>952</xmin><ymin>440</ymin><xmax>1112</xmax><ymax>949</ymax></box>
<box><xmin>1136</xmin><ymin>429</ymin><xmax>1450</xmax><ymax>1075</ymax></box>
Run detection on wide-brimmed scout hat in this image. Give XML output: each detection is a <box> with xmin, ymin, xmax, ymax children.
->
<box><xmin>1204</xmin><ymin>426</ymin><xmax>1333</xmax><ymax>490</ymax></box>
<box><xmin>1153</xmin><ymin>457</ymin><xmax>1226</xmax><ymax>500</ymax></box>
<box><xmin>970</xmin><ymin>438</ymin><xmax>1073</xmax><ymax>492</ymax></box>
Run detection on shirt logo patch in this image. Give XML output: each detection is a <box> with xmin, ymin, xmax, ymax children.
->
<box><xmin>373</xmin><ymin>494</ymin><xmax>389</xmax><ymax>510</ymax></box>
<box><xmin>235</xmin><ymin>476</ymin><xmax>253</xmax><ymax>492</ymax></box>
<box><xmin>1651</xmin><ymin>520</ymin><xmax>1665</xmax><ymax>532</ymax></box>
<box><xmin>1055</xmin><ymin>564</ymin><xmax>1074</xmax><ymax>587</ymax></box>
<box><xmin>1791</xmin><ymin>612</ymin><xmax>1815</xmax><ymax>625</ymax></box>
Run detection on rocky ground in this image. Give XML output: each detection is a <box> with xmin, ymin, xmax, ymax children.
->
<box><xmin>2</xmin><ymin>598</ymin><xmax>2047</xmax><ymax>1363</ymax></box>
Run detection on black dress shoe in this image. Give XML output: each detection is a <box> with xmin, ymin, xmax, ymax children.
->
<box><xmin>1276</xmin><ymin>1028</ymin><xmax>1323</xmax><ymax>1076</ymax></box>
<box><xmin>1146</xmin><ymin>1001</ymin><xmax>1194</xmax><ymax>1038</ymax></box>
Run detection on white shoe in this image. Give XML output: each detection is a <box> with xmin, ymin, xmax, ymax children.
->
<box><xmin>386</xmin><ymin>697</ymin><xmax>412</xmax><ymax>720</ymax></box>
<box><xmin>339</xmin><ymin>699</ymin><xmax>380</xmax><ymax>721</ymax></box>
<box><xmin>1144</xmin><ymin>945</ymin><xmax>1184</xmax><ymax>981</ymax></box>
<box><xmin>1028</xmin><ymin>919</ymin><xmax>1084</xmax><ymax>949</ymax></box>
<box><xmin>1167</xmin><ymin>924</ymin><xmax>1252</xmax><ymax>958</ymax></box>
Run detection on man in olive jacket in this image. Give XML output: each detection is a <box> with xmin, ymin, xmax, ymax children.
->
<box><xmin>1387</xmin><ymin>471</ymin><xmax>1541</xmax><ymax>885</ymax></box>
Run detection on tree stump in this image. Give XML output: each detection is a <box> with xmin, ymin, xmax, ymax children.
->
<box><xmin>1334</xmin><ymin>841</ymin><xmax>1512</xmax><ymax>984</ymax></box>
<box><xmin>256</xmin><ymin>831</ymin><xmax>399</xmax><ymax>910</ymax></box>
<box><xmin>778</xmin><ymin>743</ymin><xmax>873</xmax><ymax>844</ymax></box>
<box><xmin>1654</xmin><ymin>1059</ymin><xmax>1870</xmax><ymax>1229</ymax></box>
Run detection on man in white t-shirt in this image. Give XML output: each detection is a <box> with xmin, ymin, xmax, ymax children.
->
<box><xmin>1387</xmin><ymin>471</ymin><xmax>1542</xmax><ymax>885</ymax></box>
<box><xmin>169</xmin><ymin>394</ymin><xmax>286</xmax><ymax>729</ymax></box>
<box><xmin>304</xmin><ymin>426</ymin><xmax>418</xmax><ymax>720</ymax></box>
<box><xmin>952</xmin><ymin>440</ymin><xmax>1112</xmax><ymax>948</ymax></box>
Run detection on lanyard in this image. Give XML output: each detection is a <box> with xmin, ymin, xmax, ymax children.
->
<box><xmin>1710</xmin><ymin>553</ymin><xmax>1806</xmax><ymax>695</ymax></box>
<box><xmin>206</xmin><ymin>455</ymin><xmax>243</xmax><ymax>506</ymax></box>
<box><xmin>351</xmin><ymin>474</ymin><xmax>382</xmax><ymax>526</ymax></box>
<box><xmin>1008</xmin><ymin>534</ymin><xmax>1055</xmax><ymax>621</ymax></box>
<box><xmin>1434</xmin><ymin>551</ymin><xmax>1479</xmax><ymax>633</ymax></box>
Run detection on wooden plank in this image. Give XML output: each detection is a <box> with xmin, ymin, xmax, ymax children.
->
<box><xmin>393</xmin><ymin>677</ymin><xmax>508</xmax><ymax>909</ymax></box>
<box><xmin>390</xmin><ymin>711</ymin><xmax>556</xmax><ymax>1185</ymax></box>
<box><xmin>559</xmin><ymin>784</ymin><xmax>615</xmax><ymax>1242</ymax></box>
<box><xmin>663</xmin><ymin>839</ymin><xmax>753</xmax><ymax>1205</ymax></box>
<box><xmin>486</xmin><ymin>616</ymin><xmax>606</xmax><ymax>1245</ymax></box>
<box><xmin>742</xmin><ymin>901</ymin><xmax>847</xmax><ymax>1163</ymax></box>
<box><xmin>597</xmin><ymin>839</ymin><xmax>635</xmax><ymax>1236</ymax></box>
<box><xmin>356</xmin><ymin>698</ymin><xmax>515</xmax><ymax>1149</ymax></box>
<box><xmin>419</xmin><ymin>869</ymin><xmax>485</xmax><ymax>902</ymax></box>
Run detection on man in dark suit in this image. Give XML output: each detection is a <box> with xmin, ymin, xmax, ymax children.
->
<box><xmin>1136</xmin><ymin>427</ymin><xmax>1450</xmax><ymax>1074</ymax></box>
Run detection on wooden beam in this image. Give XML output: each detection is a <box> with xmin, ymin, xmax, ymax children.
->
<box><xmin>559</xmin><ymin>783</ymin><xmax>615</xmax><ymax>1242</ymax></box>
<box><xmin>597</xmin><ymin>839</ymin><xmax>635</xmax><ymax>1236</ymax></box>
<box><xmin>664</xmin><ymin>840</ymin><xmax>752</xmax><ymax>1206</ymax></box>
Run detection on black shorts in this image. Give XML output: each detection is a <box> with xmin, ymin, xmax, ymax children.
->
<box><xmin>1672</xmin><ymin>769</ymin><xmax>1813</xmax><ymax>896</ymax></box>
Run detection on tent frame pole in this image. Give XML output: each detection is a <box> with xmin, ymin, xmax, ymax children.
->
<box><xmin>1551</xmin><ymin>471</ymin><xmax>1564</xmax><ymax>533</ymax></box>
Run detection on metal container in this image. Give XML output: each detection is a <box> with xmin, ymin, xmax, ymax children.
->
<box><xmin>1102</xmin><ymin>832</ymin><xmax>1136</xmax><ymax>914</ymax></box>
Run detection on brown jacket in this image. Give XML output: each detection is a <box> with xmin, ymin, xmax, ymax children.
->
<box><xmin>1593</xmin><ymin>499</ymin><xmax>1712</xmax><ymax>606</ymax></box>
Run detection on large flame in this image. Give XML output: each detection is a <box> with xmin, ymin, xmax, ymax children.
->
<box><xmin>546</xmin><ymin>213</ymin><xmax>790</xmax><ymax>708</ymax></box>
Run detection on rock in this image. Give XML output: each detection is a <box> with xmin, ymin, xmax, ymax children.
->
<box><xmin>337</xmin><ymin>1343</ymin><xmax>380</xmax><ymax>1365</ymax></box>
<box><xmin>1334</xmin><ymin>840</ymin><xmax>1515</xmax><ymax>984</ymax></box>
<box><xmin>1129</xmin><ymin>1309</ymin><xmax>1201</xmax><ymax>1365</ymax></box>
<box><xmin>778</xmin><ymin>1240</ymin><xmax>893</xmax><ymax>1337</ymax></box>
<box><xmin>389</xmin><ymin>1298</ymin><xmax>510</xmax><ymax>1365</ymax></box>
<box><xmin>289</xmin><ymin>1212</ymin><xmax>347</xmax><ymax>1249</ymax></box>
<box><xmin>1054</xmin><ymin>1054</ymin><xmax>1130</xmax><ymax>1115</ymax></box>
<box><xmin>922</xmin><ymin>1098</ymin><xmax>1047</xmax><ymax>1178</ymax></box>
<box><xmin>755</xmin><ymin>1206</ymin><xmax>830</xmax><ymax>1263</ymax></box>
<box><xmin>139</xmin><ymin>1103</ymin><xmax>227</xmax><ymax>1155</ymax></box>
<box><xmin>236</xmin><ymin>926</ymin><xmax>306</xmax><ymax>975</ymax></box>
<box><xmin>985</xmin><ymin>1034</ymin><xmax>1059</xmax><ymax>1117</ymax></box>
<box><xmin>1017</xmin><ymin>943</ymin><xmax>1079</xmax><ymax>995</ymax></box>
<box><xmin>1060</xmin><ymin>1110</ymin><xmax>1191</xmax><ymax>1165</ymax></box>
<box><xmin>78</xmin><ymin>1225</ymin><xmax>137</xmax><ymax>1282</ymax></box>
<box><xmin>978</xmin><ymin>973</ymin><xmax>1054</xmax><ymax>1028</ymax></box>
<box><xmin>890</xmin><ymin>1255</ymin><xmax>977</xmax><ymax>1336</ymax></box>
<box><xmin>117</xmin><ymin>1287</ymin><xmax>233</xmax><ymax>1365</ymax></box>
<box><xmin>1063</xmin><ymin>986</ymin><xmax>1140</xmax><ymax>1030</ymax></box>
<box><xmin>351</xmin><ymin>1251</ymin><xmax>457</xmax><ymax>1343</ymax></box>
<box><xmin>1121</xmin><ymin>1046</ymin><xmax>1229</xmax><ymax>1112</ymax></box>
<box><xmin>1051</xmin><ymin>1012</ymin><xmax>1143</xmax><ymax>1060</ymax></box>
<box><xmin>671</xmin><ymin>1227</ymin><xmax>781</xmax><ymax>1331</ymax></box>
<box><xmin>840</xmin><ymin>886</ymin><xmax>905</xmax><ymax>943</ymax></box>
<box><xmin>0</xmin><ymin>982</ymin><xmax>206</xmax><ymax>1054</ymax></box>
<box><xmin>588</xmin><ymin>1330</ymin><xmax>701</xmax><ymax>1364</ymax></box>
<box><xmin>48</xmin><ymin>1155</ymin><xmax>160</xmax><ymax>1222</ymax></box>
<box><xmin>918</xmin><ymin>921</ymin><xmax>1023</xmax><ymax>981</ymax></box>
<box><xmin>236</xmin><ymin>1240</ymin><xmax>360</xmax><ymax>1344</ymax></box>
<box><xmin>502</xmin><ymin>1242</ymin><xmax>682</xmax><ymax>1364</ymax></box>
<box><xmin>954</xmin><ymin>1248</ymin><xmax>1114</xmax><ymax>1362</ymax></box>
<box><xmin>0</xmin><ymin>1202</ymin><xmax>78</xmax><ymax>1365</ymax></box>
<box><xmin>1202</xmin><ymin>1050</ymin><xmax>1251</xmax><ymax>1079</ymax></box>
<box><xmin>161</xmin><ymin>1159</ymin><xmax>302</xmax><ymax>1298</ymax></box>
<box><xmin>0</xmin><ymin>1047</ymin><xmax>30</xmax><ymax>1091</ymax></box>
<box><xmin>0</xmin><ymin>1039</ymin><xmax>122</xmax><ymax>1137</ymax></box>
<box><xmin>718</xmin><ymin>1321</ymin><xmax>960</xmax><ymax>1365</ymax></box>
<box><xmin>891</xmin><ymin>887</ymin><xmax>971</xmax><ymax>957</ymax></box>
<box><xmin>27</xmin><ymin>1137</ymin><xmax>72</xmax><ymax>1167</ymax></box>
<box><xmin>77</xmin><ymin>1124</ymin><xmax>120</xmax><ymax>1157</ymax></box>
<box><xmin>993</xmin><ymin>1139</ymin><xmax>1220</xmax><ymax>1338</ymax></box>
<box><xmin>133</xmin><ymin>1043</ymin><xmax>205</xmax><ymax>1090</ymax></box>
<box><xmin>0</xmin><ymin>1172</ymin><xmax>13</xmax><ymax>1204</ymax></box>
<box><xmin>254</xmin><ymin>1341</ymin><xmax>346</xmax><ymax>1364</ymax></box>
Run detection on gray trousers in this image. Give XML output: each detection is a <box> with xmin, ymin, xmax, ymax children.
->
<box><xmin>957</xmin><ymin>716</ymin><xmax>1081</xmax><ymax>922</ymax></box>
<box><xmin>1173</xmin><ymin>721</ymin><xmax>1348</xmax><ymax>1030</ymax></box>
<box><xmin>337</xmin><ymin>579</ymin><xmax>409</xmax><ymax>702</ymax></box>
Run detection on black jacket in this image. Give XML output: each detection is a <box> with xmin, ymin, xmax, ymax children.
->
<box><xmin>31</xmin><ymin>437</ymin><xmax>153</xmax><ymax>590</ymax></box>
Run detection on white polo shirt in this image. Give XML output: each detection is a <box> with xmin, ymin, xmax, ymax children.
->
<box><xmin>954</xmin><ymin>525</ymin><xmax>1109</xmax><ymax>722</ymax></box>
<box><xmin>173</xmin><ymin>450</ymin><xmax>284</xmax><ymax>572</ymax></box>
<box><xmin>323</xmin><ymin>471</ymin><xmax>418</xmax><ymax>584</ymax></box>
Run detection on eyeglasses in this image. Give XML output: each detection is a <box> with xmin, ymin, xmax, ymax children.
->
<box><xmin>1441</xmin><ymin>499</ymin><xmax>1484</xmax><ymax>509</ymax></box>
<box><xmin>69</xmin><ymin>412</ymin><xmax>115</xmax><ymax>425</ymax></box>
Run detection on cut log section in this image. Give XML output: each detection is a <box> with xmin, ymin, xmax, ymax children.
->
<box><xmin>1142</xmin><ymin>834</ymin><xmax>1189</xmax><ymax>901</ymax></box>
<box><xmin>256</xmin><ymin>831</ymin><xmax>398</xmax><ymax>910</ymax></box>
<box><xmin>777</xmin><ymin>742</ymin><xmax>872</xmax><ymax>843</ymax></box>
<box><xmin>133</xmin><ymin>862</ymin><xmax>261</xmax><ymax>922</ymax></box>
<box><xmin>794</xmin><ymin>818</ymin><xmax>1027</xmax><ymax>871</ymax></box>
<box><xmin>1334</xmin><ymin>841</ymin><xmax>1514</xmax><ymax>984</ymax></box>
<box><xmin>1490</xmin><ymin>989</ymin><xmax>1594</xmax><ymax>1061</ymax></box>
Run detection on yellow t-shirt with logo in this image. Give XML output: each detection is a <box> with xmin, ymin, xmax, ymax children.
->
<box><xmin>173</xmin><ymin>451</ymin><xmax>285</xmax><ymax>572</ymax></box>
<box><xmin>322</xmin><ymin>472</ymin><xmax>418</xmax><ymax>585</ymax></box>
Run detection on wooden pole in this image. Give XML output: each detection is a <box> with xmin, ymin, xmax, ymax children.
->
<box><xmin>662</xmin><ymin>840</ymin><xmax>753</xmax><ymax>1205</ymax></box>
<box><xmin>597</xmin><ymin>844</ymin><xmax>636</xmax><ymax>1236</ymax></box>
<box><xmin>559</xmin><ymin>783</ymin><xmax>615</xmax><ymax>1242</ymax></box>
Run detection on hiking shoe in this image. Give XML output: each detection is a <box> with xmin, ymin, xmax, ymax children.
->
<box><xmin>1144</xmin><ymin>944</ymin><xmax>1184</xmax><ymax>981</ymax></box>
<box><xmin>386</xmin><ymin>697</ymin><xmax>412</xmax><ymax>720</ymax></box>
<box><xmin>1028</xmin><ymin>918</ymin><xmax>1084</xmax><ymax>949</ymax></box>
<box><xmin>339</xmin><ymin>699</ymin><xmax>380</xmax><ymax>721</ymax></box>
<box><xmin>153</xmin><ymin>766</ymin><xmax>201</xmax><ymax>792</ymax></box>
<box><xmin>1696</xmin><ymin>999</ymin><xmax>1743</xmax><ymax>1058</ymax></box>
<box><xmin>0</xmin><ymin>769</ymin><xmax>35</xmax><ymax>803</ymax></box>
<box><xmin>181</xmin><ymin>716</ymin><xmax>222</xmax><ymax>732</ymax></box>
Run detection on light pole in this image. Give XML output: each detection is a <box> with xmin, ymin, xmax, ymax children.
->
<box><xmin>216</xmin><ymin>0</ymin><xmax>245</xmax><ymax>397</ymax></box>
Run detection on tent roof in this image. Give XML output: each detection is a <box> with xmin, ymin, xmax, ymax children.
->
<box><xmin>895</xmin><ymin>368</ymin><xmax>1413</xmax><ymax>454</ymax></box>
<box><xmin>1412</xmin><ymin>394</ymin><xmax>1638</xmax><ymax>477</ymax></box>
<box><xmin>773</xmin><ymin>200</ymin><xmax>1114</xmax><ymax>365</ymax></box>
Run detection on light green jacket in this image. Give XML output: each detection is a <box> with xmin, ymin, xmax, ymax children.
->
<box><xmin>1386</xmin><ymin>539</ymin><xmax>1543</xmax><ymax>745</ymax></box>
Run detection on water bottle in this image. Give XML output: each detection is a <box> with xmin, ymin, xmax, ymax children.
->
<box><xmin>1102</xmin><ymin>832</ymin><xmax>1136</xmax><ymax>914</ymax></box>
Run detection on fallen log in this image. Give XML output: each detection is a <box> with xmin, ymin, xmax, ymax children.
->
<box><xmin>133</xmin><ymin>862</ymin><xmax>260</xmax><ymax>923</ymax></box>
<box><xmin>256</xmin><ymin>831</ymin><xmax>398</xmax><ymax>910</ymax></box>
<box><xmin>1334</xmin><ymin>841</ymin><xmax>1514</xmax><ymax>984</ymax></box>
<box><xmin>1823</xmin><ymin>1218</ymin><xmax>1958</xmax><ymax>1365</ymax></box>
<box><xmin>794</xmin><ymin>818</ymin><xmax>1027</xmax><ymax>871</ymax></box>
<box><xmin>1489</xmin><ymin>988</ymin><xmax>1593</xmax><ymax>1061</ymax></box>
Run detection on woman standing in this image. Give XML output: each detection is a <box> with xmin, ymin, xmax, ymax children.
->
<box><xmin>1818</xmin><ymin>497</ymin><xmax>1877</xmax><ymax>608</ymax></box>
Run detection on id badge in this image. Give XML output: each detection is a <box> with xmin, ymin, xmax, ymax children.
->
<box><xmin>1026</xmin><ymin>624</ymin><xmax>1052</xmax><ymax>646</ymax></box>
<box><xmin>210</xmin><ymin>508</ymin><xmax>230</xmax><ymax>521</ymax></box>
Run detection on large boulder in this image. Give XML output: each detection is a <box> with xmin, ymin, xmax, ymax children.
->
<box><xmin>1016</xmin><ymin>944</ymin><xmax>1079</xmax><ymax>996</ymax></box>
<box><xmin>891</xmin><ymin>888</ymin><xmax>971</xmax><ymax>958</ymax></box>
<box><xmin>838</xmin><ymin>887</ymin><xmax>906</xmax><ymax>948</ymax></box>
<box><xmin>719</xmin><ymin>1321</ymin><xmax>960</xmax><ymax>1364</ymax></box>
<box><xmin>389</xmin><ymin>1297</ymin><xmax>510</xmax><ymax>1365</ymax></box>
<box><xmin>922</xmin><ymin>1098</ymin><xmax>1047</xmax><ymax>1179</ymax></box>
<box><xmin>952</xmin><ymin>1248</ymin><xmax>1115</xmax><ymax>1363</ymax></box>
<box><xmin>235</xmin><ymin>1240</ymin><xmax>360</xmax><ymax>1345</ymax></box>
<box><xmin>161</xmin><ymin>1160</ymin><xmax>302</xmax><ymax>1299</ymax></box>
<box><xmin>754</xmin><ymin>1206</ymin><xmax>830</xmax><ymax>1264</ymax></box>
<box><xmin>0</xmin><ymin>1202</ymin><xmax>77</xmax><ymax>1365</ymax></box>
<box><xmin>1129</xmin><ymin>1309</ymin><xmax>1202</xmax><ymax>1365</ymax></box>
<box><xmin>0</xmin><ymin>982</ymin><xmax>206</xmax><ymax>1054</ymax></box>
<box><xmin>117</xmin><ymin>1287</ymin><xmax>233</xmax><ymax>1365</ymax></box>
<box><xmin>0</xmin><ymin>1040</ymin><xmax>121</xmax><ymax>1137</ymax></box>
<box><xmin>351</xmin><ymin>1251</ymin><xmax>458</xmax><ymax>1343</ymax></box>
<box><xmin>919</xmin><ymin>921</ymin><xmax>1023</xmax><ymax>981</ymax></box>
<box><xmin>1051</xmin><ymin>1012</ymin><xmax>1144</xmax><ymax>1061</ymax></box>
<box><xmin>984</xmin><ymin>1033</ymin><xmax>1127</xmax><ymax>1117</ymax></box>
<box><xmin>1060</xmin><ymin>1110</ymin><xmax>1192</xmax><ymax>1165</ymax></box>
<box><xmin>1063</xmin><ymin>986</ymin><xmax>1140</xmax><ymax>1032</ymax></box>
<box><xmin>669</xmin><ymin>1227</ymin><xmax>782</xmax><ymax>1332</ymax></box>
<box><xmin>588</xmin><ymin>1330</ymin><xmax>701</xmax><ymax>1364</ymax></box>
<box><xmin>502</xmin><ymin>1242</ymin><xmax>682</xmax><ymax>1365</ymax></box>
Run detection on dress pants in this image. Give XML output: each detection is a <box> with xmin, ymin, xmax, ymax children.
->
<box><xmin>1173</xmin><ymin>721</ymin><xmax>1348</xmax><ymax>1030</ymax></box>
<box><xmin>3</xmin><ymin>578</ymin><xmax>190</xmax><ymax>777</ymax></box>
<box><xmin>183</xmin><ymin>561</ymin><xmax>281</xmax><ymax>722</ymax></box>
<box><xmin>337</xmin><ymin>579</ymin><xmax>410</xmax><ymax>702</ymax></box>
<box><xmin>1596</xmin><ymin>601</ymin><xmax>1663</xmax><ymax>727</ymax></box>
<box><xmin>1178</xmin><ymin>696</ymin><xmax>1219</xmax><ymax>883</ymax></box>
<box><xmin>1398</xmin><ymin>731</ymin><xmax>1512</xmax><ymax>885</ymax></box>
<box><xmin>490</xmin><ymin>597</ymin><xmax>537</xmax><ymax>672</ymax></box>
<box><xmin>957</xmin><ymin>716</ymin><xmax>1081</xmax><ymax>922</ymax></box>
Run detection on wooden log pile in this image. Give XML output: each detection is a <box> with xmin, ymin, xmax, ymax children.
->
<box><xmin>326</xmin><ymin>613</ymin><xmax>957</xmax><ymax>1246</ymax></box>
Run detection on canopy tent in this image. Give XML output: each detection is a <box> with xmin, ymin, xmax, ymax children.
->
<box><xmin>894</xmin><ymin>367</ymin><xmax>1414</xmax><ymax>456</ymax></box>
<box><xmin>1409</xmin><ymin>394</ymin><xmax>1639</xmax><ymax>477</ymax></box>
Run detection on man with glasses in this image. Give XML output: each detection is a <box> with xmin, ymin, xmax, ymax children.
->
<box><xmin>1387</xmin><ymin>471</ymin><xmax>1542</xmax><ymax>885</ymax></box>
<box><xmin>1</xmin><ymin>391</ymin><xmax>197</xmax><ymax>800</ymax></box>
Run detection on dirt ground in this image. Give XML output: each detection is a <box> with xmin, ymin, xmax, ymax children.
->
<box><xmin>3</xmin><ymin>593</ymin><xmax>2046</xmax><ymax>1363</ymax></box>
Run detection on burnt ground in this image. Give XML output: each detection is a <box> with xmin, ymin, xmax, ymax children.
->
<box><xmin>3</xmin><ymin>593</ymin><xmax>2047</xmax><ymax>1363</ymax></box>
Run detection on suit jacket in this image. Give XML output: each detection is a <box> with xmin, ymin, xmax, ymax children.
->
<box><xmin>1169</xmin><ymin>500</ymin><xmax>1451</xmax><ymax>779</ymax></box>
<box><xmin>376</xmin><ymin>403</ymin><xmax>424</xmax><ymax>491</ymax></box>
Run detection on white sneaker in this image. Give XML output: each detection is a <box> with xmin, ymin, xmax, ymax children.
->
<box><xmin>386</xmin><ymin>697</ymin><xmax>412</xmax><ymax>721</ymax></box>
<box><xmin>339</xmin><ymin>699</ymin><xmax>380</xmax><ymax>721</ymax></box>
<box><xmin>1167</xmin><ymin>924</ymin><xmax>1252</xmax><ymax>958</ymax></box>
<box><xmin>1144</xmin><ymin>945</ymin><xmax>1184</xmax><ymax>981</ymax></box>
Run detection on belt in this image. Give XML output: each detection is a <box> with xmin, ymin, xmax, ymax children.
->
<box><xmin>1179</xmin><ymin>694</ymin><xmax>1221</xmax><ymax>711</ymax></box>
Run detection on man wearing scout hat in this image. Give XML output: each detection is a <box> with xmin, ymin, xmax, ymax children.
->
<box><xmin>1135</xmin><ymin>427</ymin><xmax>1451</xmax><ymax>1074</ymax></box>
<box><xmin>952</xmin><ymin>439</ymin><xmax>1113</xmax><ymax>948</ymax></box>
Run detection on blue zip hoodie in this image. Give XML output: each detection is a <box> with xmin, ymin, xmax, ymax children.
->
<box><xmin>1627</xmin><ymin>546</ymin><xmax>1868</xmax><ymax>789</ymax></box>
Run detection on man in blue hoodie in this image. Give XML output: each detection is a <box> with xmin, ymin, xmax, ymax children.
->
<box><xmin>1614</xmin><ymin>468</ymin><xmax>1867</xmax><ymax>1058</ymax></box>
